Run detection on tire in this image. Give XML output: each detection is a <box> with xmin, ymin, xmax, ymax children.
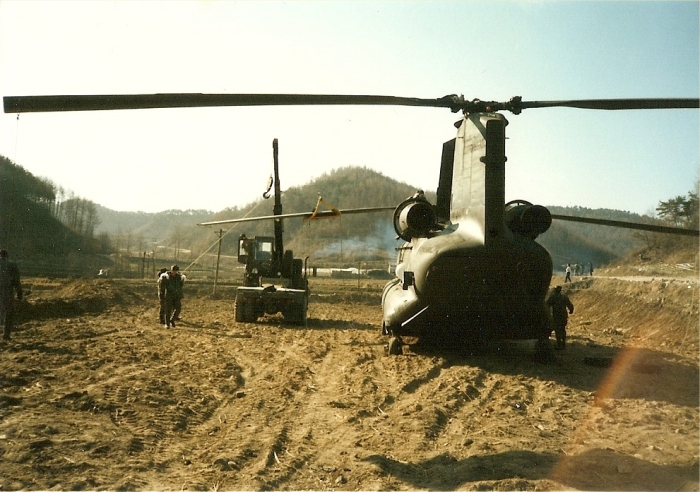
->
<box><xmin>234</xmin><ymin>298</ymin><xmax>244</xmax><ymax>322</ymax></box>
<box><xmin>286</xmin><ymin>296</ymin><xmax>308</xmax><ymax>326</ymax></box>
<box><xmin>235</xmin><ymin>297</ymin><xmax>256</xmax><ymax>323</ymax></box>
<box><xmin>244</xmin><ymin>303</ymin><xmax>257</xmax><ymax>323</ymax></box>
<box><xmin>299</xmin><ymin>296</ymin><xmax>308</xmax><ymax>326</ymax></box>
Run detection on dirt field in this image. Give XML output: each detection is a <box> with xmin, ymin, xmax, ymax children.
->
<box><xmin>1</xmin><ymin>273</ymin><xmax>698</xmax><ymax>491</ymax></box>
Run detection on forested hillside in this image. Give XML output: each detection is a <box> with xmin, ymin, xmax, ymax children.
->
<box><xmin>0</xmin><ymin>156</ymin><xmax>108</xmax><ymax>274</ymax></box>
<box><xmin>198</xmin><ymin>170</ymin><xmax>663</xmax><ymax>268</ymax></box>
<box><xmin>89</xmin><ymin>167</ymin><xmax>427</xmax><ymax>266</ymax></box>
<box><xmin>94</xmin><ymin>206</ymin><xmax>214</xmax><ymax>259</ymax></box>
<box><xmin>194</xmin><ymin>167</ymin><xmax>430</xmax><ymax>262</ymax></box>
<box><xmin>539</xmin><ymin>206</ymin><xmax>646</xmax><ymax>272</ymax></box>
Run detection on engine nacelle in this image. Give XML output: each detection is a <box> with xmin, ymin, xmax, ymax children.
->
<box><xmin>393</xmin><ymin>192</ymin><xmax>438</xmax><ymax>241</ymax></box>
<box><xmin>505</xmin><ymin>201</ymin><xmax>552</xmax><ymax>239</ymax></box>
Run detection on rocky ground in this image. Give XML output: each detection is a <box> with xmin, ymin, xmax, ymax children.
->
<box><xmin>0</xmin><ymin>272</ymin><xmax>698</xmax><ymax>491</ymax></box>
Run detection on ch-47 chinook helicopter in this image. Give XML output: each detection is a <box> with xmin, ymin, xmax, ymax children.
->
<box><xmin>4</xmin><ymin>93</ymin><xmax>699</xmax><ymax>356</ymax></box>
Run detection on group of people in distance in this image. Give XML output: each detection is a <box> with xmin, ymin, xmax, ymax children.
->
<box><xmin>157</xmin><ymin>264</ymin><xmax>186</xmax><ymax>329</ymax></box>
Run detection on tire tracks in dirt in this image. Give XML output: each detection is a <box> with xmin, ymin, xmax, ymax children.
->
<box><xmin>2</xmin><ymin>277</ymin><xmax>697</xmax><ymax>490</ymax></box>
<box><xmin>196</xmin><ymin>325</ymin><xmax>362</xmax><ymax>489</ymax></box>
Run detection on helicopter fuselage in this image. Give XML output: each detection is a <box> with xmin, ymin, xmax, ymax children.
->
<box><xmin>382</xmin><ymin>111</ymin><xmax>553</xmax><ymax>344</ymax></box>
<box><xmin>382</xmin><ymin>220</ymin><xmax>552</xmax><ymax>341</ymax></box>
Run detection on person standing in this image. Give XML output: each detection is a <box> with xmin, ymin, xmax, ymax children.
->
<box><xmin>156</xmin><ymin>267</ymin><xmax>167</xmax><ymax>324</ymax></box>
<box><xmin>158</xmin><ymin>265</ymin><xmax>185</xmax><ymax>328</ymax></box>
<box><xmin>0</xmin><ymin>249</ymin><xmax>23</xmax><ymax>340</ymax></box>
<box><xmin>546</xmin><ymin>285</ymin><xmax>574</xmax><ymax>349</ymax></box>
<box><xmin>564</xmin><ymin>264</ymin><xmax>572</xmax><ymax>283</ymax></box>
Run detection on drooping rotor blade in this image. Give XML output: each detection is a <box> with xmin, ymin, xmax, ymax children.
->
<box><xmin>460</xmin><ymin>96</ymin><xmax>700</xmax><ymax>114</ymax></box>
<box><xmin>197</xmin><ymin>206</ymin><xmax>395</xmax><ymax>227</ymax></box>
<box><xmin>517</xmin><ymin>98</ymin><xmax>700</xmax><ymax>112</ymax></box>
<box><xmin>551</xmin><ymin>214</ymin><xmax>699</xmax><ymax>237</ymax></box>
<box><xmin>3</xmin><ymin>93</ymin><xmax>461</xmax><ymax>113</ymax></box>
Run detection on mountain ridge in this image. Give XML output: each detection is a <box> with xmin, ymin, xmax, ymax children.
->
<box><xmin>0</xmin><ymin>156</ymin><xmax>660</xmax><ymax>274</ymax></box>
<box><xmin>93</xmin><ymin>166</ymin><xmax>646</xmax><ymax>268</ymax></box>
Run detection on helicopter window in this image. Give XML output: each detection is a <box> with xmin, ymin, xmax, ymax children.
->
<box><xmin>239</xmin><ymin>239</ymin><xmax>250</xmax><ymax>255</ymax></box>
<box><xmin>238</xmin><ymin>238</ymin><xmax>253</xmax><ymax>264</ymax></box>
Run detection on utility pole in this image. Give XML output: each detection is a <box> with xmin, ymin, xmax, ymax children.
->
<box><xmin>214</xmin><ymin>228</ymin><xmax>226</xmax><ymax>294</ymax></box>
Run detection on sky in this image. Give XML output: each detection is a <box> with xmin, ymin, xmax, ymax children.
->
<box><xmin>0</xmin><ymin>1</ymin><xmax>698</xmax><ymax>215</ymax></box>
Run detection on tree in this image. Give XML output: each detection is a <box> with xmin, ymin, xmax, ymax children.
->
<box><xmin>684</xmin><ymin>191</ymin><xmax>698</xmax><ymax>226</ymax></box>
<box><xmin>656</xmin><ymin>195</ymin><xmax>686</xmax><ymax>226</ymax></box>
<box><xmin>644</xmin><ymin>188</ymin><xmax>700</xmax><ymax>259</ymax></box>
<box><xmin>656</xmin><ymin>191</ymin><xmax>698</xmax><ymax>228</ymax></box>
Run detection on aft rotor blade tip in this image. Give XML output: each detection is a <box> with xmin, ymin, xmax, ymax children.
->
<box><xmin>520</xmin><ymin>98</ymin><xmax>700</xmax><ymax>111</ymax></box>
<box><xmin>551</xmin><ymin>214</ymin><xmax>700</xmax><ymax>237</ymax></box>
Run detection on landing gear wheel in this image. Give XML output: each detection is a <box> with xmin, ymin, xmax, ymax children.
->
<box><xmin>387</xmin><ymin>337</ymin><xmax>403</xmax><ymax>356</ymax></box>
<box><xmin>533</xmin><ymin>338</ymin><xmax>555</xmax><ymax>364</ymax></box>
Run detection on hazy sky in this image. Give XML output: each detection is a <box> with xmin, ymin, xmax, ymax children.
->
<box><xmin>1</xmin><ymin>1</ymin><xmax>698</xmax><ymax>215</ymax></box>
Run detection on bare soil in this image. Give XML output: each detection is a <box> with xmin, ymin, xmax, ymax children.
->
<box><xmin>1</xmin><ymin>273</ymin><xmax>698</xmax><ymax>491</ymax></box>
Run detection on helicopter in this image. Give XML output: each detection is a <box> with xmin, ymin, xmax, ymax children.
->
<box><xmin>4</xmin><ymin>93</ymin><xmax>699</xmax><ymax>356</ymax></box>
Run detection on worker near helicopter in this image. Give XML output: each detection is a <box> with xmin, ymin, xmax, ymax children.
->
<box><xmin>158</xmin><ymin>265</ymin><xmax>186</xmax><ymax>328</ymax></box>
<box><xmin>564</xmin><ymin>264</ymin><xmax>572</xmax><ymax>283</ymax></box>
<box><xmin>156</xmin><ymin>267</ymin><xmax>167</xmax><ymax>324</ymax></box>
<box><xmin>546</xmin><ymin>285</ymin><xmax>574</xmax><ymax>349</ymax></box>
<box><xmin>0</xmin><ymin>249</ymin><xmax>23</xmax><ymax>341</ymax></box>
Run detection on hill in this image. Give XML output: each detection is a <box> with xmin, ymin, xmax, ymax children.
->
<box><xmin>193</xmin><ymin>166</ymin><xmax>428</xmax><ymax>263</ymax></box>
<box><xmin>0</xmin><ymin>156</ymin><xmax>108</xmax><ymax>275</ymax></box>
<box><xmin>94</xmin><ymin>206</ymin><xmax>215</xmax><ymax>258</ymax></box>
<box><xmin>539</xmin><ymin>206</ymin><xmax>647</xmax><ymax>273</ymax></box>
<box><xmin>90</xmin><ymin>167</ymin><xmax>429</xmax><ymax>270</ymax></box>
<box><xmin>93</xmin><ymin>166</ymin><xmax>650</xmax><ymax>271</ymax></box>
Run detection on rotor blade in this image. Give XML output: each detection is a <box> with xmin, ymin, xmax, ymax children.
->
<box><xmin>519</xmin><ymin>98</ymin><xmax>699</xmax><ymax>111</ymax></box>
<box><xmin>3</xmin><ymin>93</ymin><xmax>459</xmax><ymax>113</ymax></box>
<box><xmin>197</xmin><ymin>206</ymin><xmax>394</xmax><ymax>227</ymax></box>
<box><xmin>551</xmin><ymin>214</ymin><xmax>699</xmax><ymax>237</ymax></box>
<box><xmin>6</xmin><ymin>93</ymin><xmax>698</xmax><ymax>114</ymax></box>
<box><xmin>7</xmin><ymin>93</ymin><xmax>697</xmax><ymax>115</ymax></box>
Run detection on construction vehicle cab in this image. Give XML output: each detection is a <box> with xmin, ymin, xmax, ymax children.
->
<box><xmin>235</xmin><ymin>232</ymin><xmax>309</xmax><ymax>325</ymax></box>
<box><xmin>238</xmin><ymin>235</ymin><xmax>275</xmax><ymax>286</ymax></box>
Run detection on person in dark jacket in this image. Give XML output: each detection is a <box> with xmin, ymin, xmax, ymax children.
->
<box><xmin>546</xmin><ymin>285</ymin><xmax>574</xmax><ymax>349</ymax></box>
<box><xmin>158</xmin><ymin>265</ymin><xmax>185</xmax><ymax>328</ymax></box>
<box><xmin>0</xmin><ymin>249</ymin><xmax>23</xmax><ymax>340</ymax></box>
